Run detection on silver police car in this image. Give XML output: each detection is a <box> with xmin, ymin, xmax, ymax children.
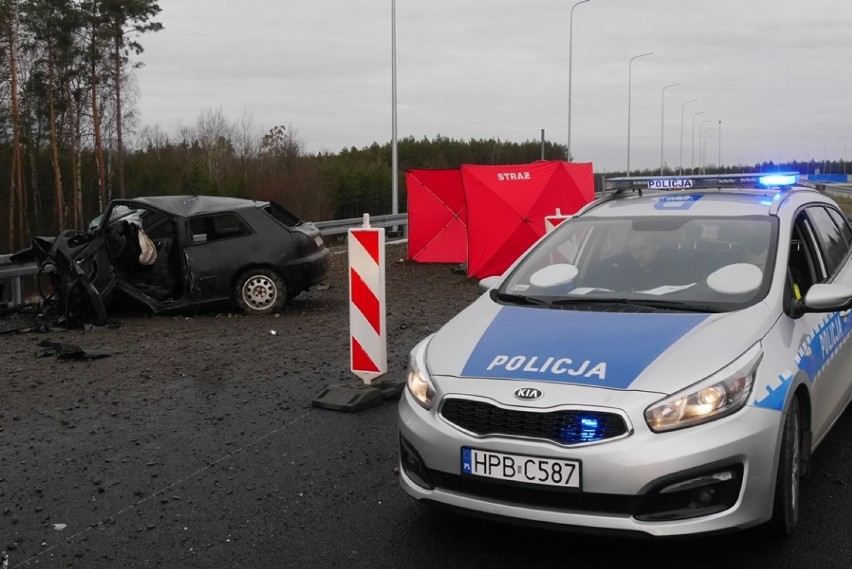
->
<box><xmin>397</xmin><ymin>173</ymin><xmax>852</xmax><ymax>537</ymax></box>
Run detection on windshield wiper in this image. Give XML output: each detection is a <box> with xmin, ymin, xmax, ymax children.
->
<box><xmin>551</xmin><ymin>297</ymin><xmax>720</xmax><ymax>313</ymax></box>
<box><xmin>490</xmin><ymin>290</ymin><xmax>551</xmax><ymax>306</ymax></box>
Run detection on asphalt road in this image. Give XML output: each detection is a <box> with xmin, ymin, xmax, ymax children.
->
<box><xmin>4</xmin><ymin>398</ymin><xmax>850</xmax><ymax>569</ymax></box>
<box><xmin>1</xmin><ymin>248</ymin><xmax>850</xmax><ymax>568</ymax></box>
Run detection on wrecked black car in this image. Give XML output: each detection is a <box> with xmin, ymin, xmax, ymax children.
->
<box><xmin>33</xmin><ymin>195</ymin><xmax>330</xmax><ymax>324</ymax></box>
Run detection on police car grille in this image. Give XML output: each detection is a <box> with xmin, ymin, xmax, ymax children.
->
<box><xmin>440</xmin><ymin>399</ymin><xmax>628</xmax><ymax>445</ymax></box>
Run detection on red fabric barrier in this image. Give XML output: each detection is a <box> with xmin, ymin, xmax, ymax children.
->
<box><xmin>405</xmin><ymin>169</ymin><xmax>468</xmax><ymax>263</ymax></box>
<box><xmin>406</xmin><ymin>161</ymin><xmax>594</xmax><ymax>277</ymax></box>
<box><xmin>462</xmin><ymin>161</ymin><xmax>594</xmax><ymax>279</ymax></box>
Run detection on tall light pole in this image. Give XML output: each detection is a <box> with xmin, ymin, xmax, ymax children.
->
<box><xmin>391</xmin><ymin>0</ymin><xmax>398</xmax><ymax>215</ymax></box>
<box><xmin>567</xmin><ymin>0</ymin><xmax>591</xmax><ymax>162</ymax></box>
<box><xmin>699</xmin><ymin>120</ymin><xmax>714</xmax><ymax>173</ymax></box>
<box><xmin>660</xmin><ymin>83</ymin><xmax>680</xmax><ymax>175</ymax></box>
<box><xmin>718</xmin><ymin>120</ymin><xmax>722</xmax><ymax>170</ymax></box>
<box><xmin>690</xmin><ymin>110</ymin><xmax>706</xmax><ymax>174</ymax></box>
<box><xmin>627</xmin><ymin>51</ymin><xmax>653</xmax><ymax>175</ymax></box>
<box><xmin>838</xmin><ymin>136</ymin><xmax>847</xmax><ymax>176</ymax></box>
<box><xmin>678</xmin><ymin>99</ymin><xmax>697</xmax><ymax>174</ymax></box>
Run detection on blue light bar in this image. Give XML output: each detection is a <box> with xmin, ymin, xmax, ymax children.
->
<box><xmin>759</xmin><ymin>174</ymin><xmax>798</xmax><ymax>186</ymax></box>
<box><xmin>605</xmin><ymin>172</ymin><xmax>801</xmax><ymax>193</ymax></box>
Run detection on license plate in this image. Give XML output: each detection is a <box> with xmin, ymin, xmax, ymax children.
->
<box><xmin>461</xmin><ymin>448</ymin><xmax>581</xmax><ymax>489</ymax></box>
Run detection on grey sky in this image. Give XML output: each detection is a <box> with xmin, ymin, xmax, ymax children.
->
<box><xmin>134</xmin><ymin>0</ymin><xmax>852</xmax><ymax>172</ymax></box>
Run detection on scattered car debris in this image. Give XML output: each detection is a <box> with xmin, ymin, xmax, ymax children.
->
<box><xmin>36</xmin><ymin>340</ymin><xmax>111</xmax><ymax>360</ymax></box>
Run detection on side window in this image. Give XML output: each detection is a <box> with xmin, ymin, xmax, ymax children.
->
<box><xmin>786</xmin><ymin>214</ymin><xmax>823</xmax><ymax>308</ymax></box>
<box><xmin>824</xmin><ymin>206</ymin><xmax>852</xmax><ymax>246</ymax></box>
<box><xmin>106</xmin><ymin>205</ymin><xmax>172</xmax><ymax>239</ymax></box>
<box><xmin>807</xmin><ymin>206</ymin><xmax>849</xmax><ymax>277</ymax></box>
<box><xmin>263</xmin><ymin>203</ymin><xmax>301</xmax><ymax>227</ymax></box>
<box><xmin>141</xmin><ymin>211</ymin><xmax>175</xmax><ymax>240</ymax></box>
<box><xmin>189</xmin><ymin>213</ymin><xmax>251</xmax><ymax>244</ymax></box>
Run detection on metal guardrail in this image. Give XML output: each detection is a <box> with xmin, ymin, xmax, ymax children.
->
<box><xmin>0</xmin><ymin>214</ymin><xmax>410</xmax><ymax>307</ymax></box>
<box><xmin>315</xmin><ymin>213</ymin><xmax>408</xmax><ymax>236</ymax></box>
<box><xmin>0</xmin><ymin>255</ymin><xmax>37</xmax><ymax>307</ymax></box>
<box><xmin>821</xmin><ymin>184</ymin><xmax>852</xmax><ymax>199</ymax></box>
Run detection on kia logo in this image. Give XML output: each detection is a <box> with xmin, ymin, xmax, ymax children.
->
<box><xmin>514</xmin><ymin>388</ymin><xmax>543</xmax><ymax>401</ymax></box>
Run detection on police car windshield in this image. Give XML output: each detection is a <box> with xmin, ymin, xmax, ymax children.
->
<box><xmin>500</xmin><ymin>215</ymin><xmax>776</xmax><ymax>312</ymax></box>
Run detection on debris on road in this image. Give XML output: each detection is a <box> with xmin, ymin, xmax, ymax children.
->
<box><xmin>35</xmin><ymin>340</ymin><xmax>111</xmax><ymax>360</ymax></box>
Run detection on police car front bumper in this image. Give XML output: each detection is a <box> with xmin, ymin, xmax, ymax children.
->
<box><xmin>397</xmin><ymin>383</ymin><xmax>782</xmax><ymax>537</ymax></box>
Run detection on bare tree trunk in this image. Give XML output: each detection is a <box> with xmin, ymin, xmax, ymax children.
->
<box><xmin>47</xmin><ymin>39</ymin><xmax>65</xmax><ymax>229</ymax></box>
<box><xmin>7</xmin><ymin>8</ymin><xmax>26</xmax><ymax>250</ymax></box>
<box><xmin>28</xmin><ymin>142</ymin><xmax>41</xmax><ymax>234</ymax></box>
<box><xmin>6</xmin><ymin>19</ymin><xmax>14</xmax><ymax>248</ymax></box>
<box><xmin>90</xmin><ymin>29</ymin><xmax>108</xmax><ymax>212</ymax></box>
<box><xmin>113</xmin><ymin>34</ymin><xmax>125</xmax><ymax>198</ymax></box>
<box><xmin>66</xmin><ymin>77</ymin><xmax>82</xmax><ymax>229</ymax></box>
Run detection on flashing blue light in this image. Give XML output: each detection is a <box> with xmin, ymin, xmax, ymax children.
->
<box><xmin>560</xmin><ymin>415</ymin><xmax>607</xmax><ymax>443</ymax></box>
<box><xmin>759</xmin><ymin>174</ymin><xmax>797</xmax><ymax>187</ymax></box>
<box><xmin>579</xmin><ymin>417</ymin><xmax>600</xmax><ymax>442</ymax></box>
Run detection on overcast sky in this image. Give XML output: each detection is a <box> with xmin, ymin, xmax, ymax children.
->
<box><xmin>134</xmin><ymin>0</ymin><xmax>852</xmax><ymax>173</ymax></box>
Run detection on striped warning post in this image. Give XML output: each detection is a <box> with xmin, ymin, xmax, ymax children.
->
<box><xmin>348</xmin><ymin>216</ymin><xmax>387</xmax><ymax>384</ymax></box>
<box><xmin>544</xmin><ymin>208</ymin><xmax>571</xmax><ymax>234</ymax></box>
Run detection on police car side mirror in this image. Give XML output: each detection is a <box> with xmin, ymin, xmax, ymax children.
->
<box><xmin>478</xmin><ymin>276</ymin><xmax>501</xmax><ymax>294</ymax></box>
<box><xmin>790</xmin><ymin>283</ymin><xmax>852</xmax><ymax>318</ymax></box>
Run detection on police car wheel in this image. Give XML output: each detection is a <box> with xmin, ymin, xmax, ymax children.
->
<box><xmin>768</xmin><ymin>397</ymin><xmax>801</xmax><ymax>537</ymax></box>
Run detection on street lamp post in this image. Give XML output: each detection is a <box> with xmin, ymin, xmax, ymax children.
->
<box><xmin>678</xmin><ymin>99</ymin><xmax>697</xmax><ymax>175</ymax></box>
<box><xmin>627</xmin><ymin>51</ymin><xmax>654</xmax><ymax>175</ymax></box>
<box><xmin>660</xmin><ymin>83</ymin><xmax>680</xmax><ymax>175</ymax></box>
<box><xmin>690</xmin><ymin>110</ymin><xmax>706</xmax><ymax>174</ymax></box>
<box><xmin>567</xmin><ymin>0</ymin><xmax>591</xmax><ymax>162</ymax></box>
<box><xmin>391</xmin><ymin>0</ymin><xmax>398</xmax><ymax>215</ymax></box>
<box><xmin>698</xmin><ymin>120</ymin><xmax>714</xmax><ymax>173</ymax></box>
<box><xmin>718</xmin><ymin>120</ymin><xmax>722</xmax><ymax>170</ymax></box>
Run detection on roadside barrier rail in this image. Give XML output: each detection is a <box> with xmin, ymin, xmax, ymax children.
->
<box><xmin>315</xmin><ymin>213</ymin><xmax>408</xmax><ymax>236</ymax></box>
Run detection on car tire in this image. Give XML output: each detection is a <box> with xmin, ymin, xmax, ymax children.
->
<box><xmin>234</xmin><ymin>268</ymin><xmax>287</xmax><ymax>315</ymax></box>
<box><xmin>768</xmin><ymin>396</ymin><xmax>801</xmax><ymax>537</ymax></box>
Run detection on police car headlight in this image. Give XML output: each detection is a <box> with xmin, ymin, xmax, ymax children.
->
<box><xmin>406</xmin><ymin>338</ymin><xmax>436</xmax><ymax>410</ymax></box>
<box><xmin>645</xmin><ymin>344</ymin><xmax>762</xmax><ymax>433</ymax></box>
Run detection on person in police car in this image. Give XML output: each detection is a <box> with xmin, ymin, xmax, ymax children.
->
<box><xmin>597</xmin><ymin>231</ymin><xmax>666</xmax><ymax>291</ymax></box>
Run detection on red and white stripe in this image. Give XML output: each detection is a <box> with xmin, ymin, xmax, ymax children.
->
<box><xmin>348</xmin><ymin>224</ymin><xmax>387</xmax><ymax>383</ymax></box>
<box><xmin>544</xmin><ymin>208</ymin><xmax>571</xmax><ymax>234</ymax></box>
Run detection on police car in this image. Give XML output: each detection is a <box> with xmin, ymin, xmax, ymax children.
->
<box><xmin>397</xmin><ymin>173</ymin><xmax>852</xmax><ymax>537</ymax></box>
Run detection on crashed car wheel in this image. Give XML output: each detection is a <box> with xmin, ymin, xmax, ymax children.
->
<box><xmin>235</xmin><ymin>268</ymin><xmax>287</xmax><ymax>315</ymax></box>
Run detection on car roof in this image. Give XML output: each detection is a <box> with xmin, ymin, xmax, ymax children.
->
<box><xmin>119</xmin><ymin>195</ymin><xmax>269</xmax><ymax>217</ymax></box>
<box><xmin>584</xmin><ymin>189</ymin><xmax>782</xmax><ymax>218</ymax></box>
<box><xmin>585</xmin><ymin>174</ymin><xmax>834</xmax><ymax>219</ymax></box>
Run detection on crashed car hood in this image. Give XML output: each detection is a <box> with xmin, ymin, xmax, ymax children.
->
<box><xmin>426</xmin><ymin>294</ymin><xmax>774</xmax><ymax>395</ymax></box>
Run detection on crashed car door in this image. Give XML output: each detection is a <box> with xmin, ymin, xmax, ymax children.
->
<box><xmin>32</xmin><ymin>229</ymin><xmax>117</xmax><ymax>326</ymax></box>
<box><xmin>100</xmin><ymin>201</ymin><xmax>188</xmax><ymax>309</ymax></box>
<box><xmin>183</xmin><ymin>212</ymin><xmax>257</xmax><ymax>302</ymax></box>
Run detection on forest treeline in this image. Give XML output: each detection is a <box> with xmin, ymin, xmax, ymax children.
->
<box><xmin>1</xmin><ymin>1</ymin><xmax>847</xmax><ymax>254</ymax></box>
<box><xmin>0</xmin><ymin>0</ymin><xmax>578</xmax><ymax>253</ymax></box>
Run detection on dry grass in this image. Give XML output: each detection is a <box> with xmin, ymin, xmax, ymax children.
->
<box><xmin>830</xmin><ymin>194</ymin><xmax>852</xmax><ymax>216</ymax></box>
